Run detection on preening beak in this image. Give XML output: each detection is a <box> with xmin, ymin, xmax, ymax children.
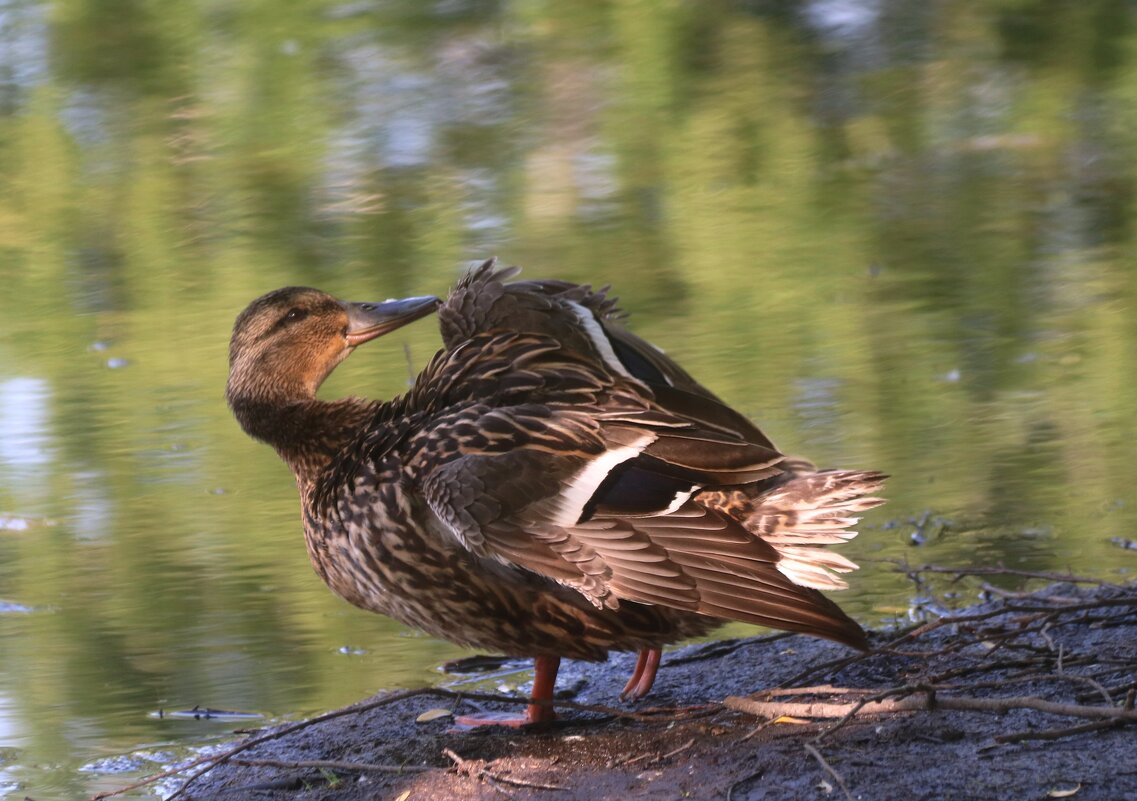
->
<box><xmin>342</xmin><ymin>296</ymin><xmax>441</xmax><ymax>347</ymax></box>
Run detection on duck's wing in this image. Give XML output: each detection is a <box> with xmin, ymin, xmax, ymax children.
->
<box><xmin>419</xmin><ymin>412</ymin><xmax>865</xmax><ymax>647</ymax></box>
<box><xmin>572</xmin><ymin>504</ymin><xmax>868</xmax><ymax>647</ymax></box>
<box><xmin>441</xmin><ymin>259</ymin><xmax>776</xmax><ymax>449</ymax></box>
<box><xmin>429</xmin><ymin>265</ymin><xmax>868</xmax><ymax>646</ymax></box>
<box><xmin>413</xmin><ymin>363</ymin><xmax>864</xmax><ymax>648</ymax></box>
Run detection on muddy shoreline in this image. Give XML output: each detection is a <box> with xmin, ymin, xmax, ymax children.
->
<box><xmin>156</xmin><ymin>578</ymin><xmax>1136</xmax><ymax>801</ymax></box>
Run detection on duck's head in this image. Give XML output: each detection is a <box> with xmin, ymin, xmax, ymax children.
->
<box><xmin>226</xmin><ymin>287</ymin><xmax>439</xmax><ymax>415</ymax></box>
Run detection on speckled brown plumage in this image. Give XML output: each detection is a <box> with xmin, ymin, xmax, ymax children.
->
<box><xmin>226</xmin><ymin>267</ymin><xmax>886</xmax><ymax>724</ymax></box>
<box><xmin>227</xmin><ymin>288</ymin><xmax>718</xmax><ymax>663</ymax></box>
<box><xmin>438</xmin><ymin>262</ymin><xmax>885</xmax><ymax>611</ymax></box>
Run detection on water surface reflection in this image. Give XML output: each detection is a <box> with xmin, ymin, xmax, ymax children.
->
<box><xmin>1</xmin><ymin>1</ymin><xmax>1135</xmax><ymax>798</ymax></box>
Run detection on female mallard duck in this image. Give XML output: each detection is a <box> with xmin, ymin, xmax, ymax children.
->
<box><xmin>226</xmin><ymin>262</ymin><xmax>885</xmax><ymax>726</ymax></box>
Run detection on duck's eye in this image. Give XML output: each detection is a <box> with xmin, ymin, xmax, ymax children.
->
<box><xmin>283</xmin><ymin>307</ymin><xmax>307</xmax><ymax>324</ymax></box>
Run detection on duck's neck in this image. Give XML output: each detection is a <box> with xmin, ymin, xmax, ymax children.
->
<box><xmin>230</xmin><ymin>393</ymin><xmax>377</xmax><ymax>486</ymax></box>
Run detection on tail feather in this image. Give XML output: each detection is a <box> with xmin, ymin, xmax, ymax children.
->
<box><xmin>722</xmin><ymin>469</ymin><xmax>887</xmax><ymax>591</ymax></box>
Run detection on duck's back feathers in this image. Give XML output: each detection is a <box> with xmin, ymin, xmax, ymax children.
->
<box><xmin>430</xmin><ymin>261</ymin><xmax>885</xmax><ymax>650</ymax></box>
<box><xmin>442</xmin><ymin>260</ymin><xmax>777</xmax><ymax>447</ymax></box>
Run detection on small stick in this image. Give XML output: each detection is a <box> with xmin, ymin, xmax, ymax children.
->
<box><xmin>995</xmin><ymin>718</ymin><xmax>1125</xmax><ymax>743</ymax></box>
<box><xmin>804</xmin><ymin>743</ymin><xmax>854</xmax><ymax>801</ymax></box>
<box><xmin>753</xmin><ymin>685</ymin><xmax>876</xmax><ymax>698</ymax></box>
<box><xmin>162</xmin><ymin>689</ymin><xmax>432</xmax><ymax>801</ymax></box>
<box><xmin>230</xmin><ymin>757</ymin><xmax>432</xmax><ymax>774</ymax></box>
<box><xmin>657</xmin><ymin>737</ymin><xmax>697</xmax><ymax>762</ymax></box>
<box><xmin>444</xmin><ymin>748</ymin><xmax>516</xmax><ymax>799</ymax></box>
<box><xmin>444</xmin><ymin>748</ymin><xmax>567</xmax><ymax>792</ymax></box>
<box><xmin>726</xmin><ymin>768</ymin><xmax>765</xmax><ymax>801</ymax></box>
<box><xmin>725</xmin><ymin>691</ymin><xmax>1137</xmax><ymax>723</ymax></box>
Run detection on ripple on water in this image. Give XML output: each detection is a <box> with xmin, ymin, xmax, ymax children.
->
<box><xmin>0</xmin><ymin>514</ymin><xmax>57</xmax><ymax>531</ymax></box>
<box><xmin>0</xmin><ymin>601</ymin><xmax>35</xmax><ymax>614</ymax></box>
<box><xmin>80</xmin><ymin>751</ymin><xmax>173</xmax><ymax>774</ymax></box>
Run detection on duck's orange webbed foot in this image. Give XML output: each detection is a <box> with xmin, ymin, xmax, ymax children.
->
<box><xmin>451</xmin><ymin>654</ymin><xmax>560</xmax><ymax>729</ymax></box>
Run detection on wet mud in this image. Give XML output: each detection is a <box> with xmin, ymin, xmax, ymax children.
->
<box><xmin>170</xmin><ymin>580</ymin><xmax>1136</xmax><ymax>801</ymax></box>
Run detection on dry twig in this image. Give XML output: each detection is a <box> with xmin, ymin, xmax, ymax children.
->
<box><xmin>229</xmin><ymin>757</ymin><xmax>432</xmax><ymax>774</ymax></box>
<box><xmin>725</xmin><ymin>768</ymin><xmax>765</xmax><ymax>801</ymax></box>
<box><xmin>444</xmin><ymin>748</ymin><xmax>567</xmax><ymax>793</ymax></box>
<box><xmin>725</xmin><ymin>688</ymin><xmax>1137</xmax><ymax>736</ymax></box>
<box><xmin>804</xmin><ymin>743</ymin><xmax>854</xmax><ymax>801</ymax></box>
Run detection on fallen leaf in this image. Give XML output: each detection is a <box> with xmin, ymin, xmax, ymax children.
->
<box><xmin>773</xmin><ymin>715</ymin><xmax>811</xmax><ymax>725</ymax></box>
<box><xmin>415</xmin><ymin>708</ymin><xmax>453</xmax><ymax>723</ymax></box>
<box><xmin>394</xmin><ymin>791</ymin><xmax>411</xmax><ymax>801</ymax></box>
<box><xmin>1048</xmin><ymin>784</ymin><xmax>1081</xmax><ymax>798</ymax></box>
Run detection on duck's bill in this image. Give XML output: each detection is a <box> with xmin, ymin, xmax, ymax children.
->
<box><xmin>342</xmin><ymin>295</ymin><xmax>441</xmax><ymax>346</ymax></box>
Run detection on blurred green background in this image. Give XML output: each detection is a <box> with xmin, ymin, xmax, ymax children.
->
<box><xmin>1</xmin><ymin>0</ymin><xmax>1135</xmax><ymax>797</ymax></box>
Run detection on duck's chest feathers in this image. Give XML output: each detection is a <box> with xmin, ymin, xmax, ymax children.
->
<box><xmin>301</xmin><ymin>457</ymin><xmax>416</xmax><ymax>612</ymax></box>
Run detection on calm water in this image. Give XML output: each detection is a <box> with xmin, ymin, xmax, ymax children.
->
<box><xmin>2</xmin><ymin>1</ymin><xmax>1137</xmax><ymax>798</ymax></box>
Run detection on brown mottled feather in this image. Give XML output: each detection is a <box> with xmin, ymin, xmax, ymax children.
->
<box><xmin>228</xmin><ymin>289</ymin><xmax>720</xmax><ymax>663</ymax></box>
<box><xmin>435</xmin><ymin>260</ymin><xmax>885</xmax><ymax>648</ymax></box>
<box><xmin>227</xmin><ymin>268</ymin><xmax>885</xmax><ymax>687</ymax></box>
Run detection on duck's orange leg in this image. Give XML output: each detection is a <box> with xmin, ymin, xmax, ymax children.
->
<box><xmin>620</xmin><ymin>647</ymin><xmax>661</xmax><ymax>700</ymax></box>
<box><xmin>526</xmin><ymin>654</ymin><xmax>560</xmax><ymax>723</ymax></box>
<box><xmin>452</xmin><ymin>654</ymin><xmax>560</xmax><ymax>728</ymax></box>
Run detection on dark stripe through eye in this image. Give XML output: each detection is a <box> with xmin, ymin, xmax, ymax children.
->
<box><xmin>260</xmin><ymin>307</ymin><xmax>309</xmax><ymax>340</ymax></box>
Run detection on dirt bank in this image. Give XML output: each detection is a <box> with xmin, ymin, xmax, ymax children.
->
<box><xmin>130</xmin><ymin>574</ymin><xmax>1136</xmax><ymax>801</ymax></box>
